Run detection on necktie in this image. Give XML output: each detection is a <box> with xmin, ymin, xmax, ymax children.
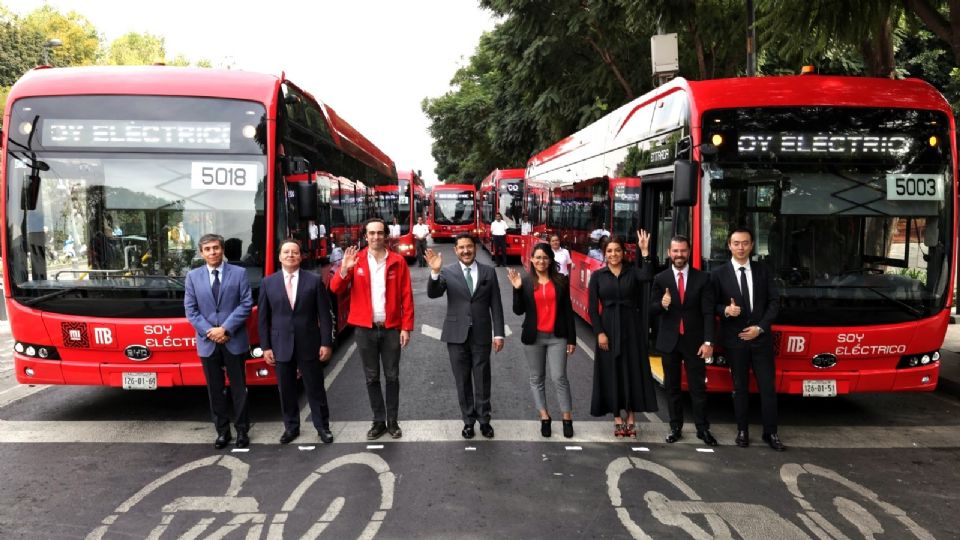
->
<box><xmin>211</xmin><ymin>269</ymin><xmax>221</xmax><ymax>303</ymax></box>
<box><xmin>677</xmin><ymin>271</ymin><xmax>685</xmax><ymax>335</ymax></box>
<box><xmin>286</xmin><ymin>273</ymin><xmax>295</xmax><ymax>308</ymax></box>
<box><xmin>739</xmin><ymin>266</ymin><xmax>752</xmax><ymax>315</ymax></box>
<box><xmin>464</xmin><ymin>267</ymin><xmax>474</xmax><ymax>295</ymax></box>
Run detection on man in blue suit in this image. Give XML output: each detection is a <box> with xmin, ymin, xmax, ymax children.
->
<box><xmin>258</xmin><ymin>238</ymin><xmax>334</xmax><ymax>445</ymax></box>
<box><xmin>184</xmin><ymin>233</ymin><xmax>254</xmax><ymax>449</ymax></box>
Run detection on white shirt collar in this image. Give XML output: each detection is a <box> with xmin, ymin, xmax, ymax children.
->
<box><xmin>459</xmin><ymin>261</ymin><xmax>478</xmax><ymax>273</ymax></box>
<box><xmin>282</xmin><ymin>268</ymin><xmax>300</xmax><ymax>279</ymax></box>
<box><xmin>207</xmin><ymin>262</ymin><xmax>225</xmax><ymax>275</ymax></box>
<box><xmin>732</xmin><ymin>259</ymin><xmax>751</xmax><ymax>272</ymax></box>
<box><xmin>673</xmin><ymin>265</ymin><xmax>689</xmax><ymax>278</ymax></box>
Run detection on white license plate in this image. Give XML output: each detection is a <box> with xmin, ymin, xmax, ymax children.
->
<box><xmin>122</xmin><ymin>372</ymin><xmax>157</xmax><ymax>390</ymax></box>
<box><xmin>803</xmin><ymin>379</ymin><xmax>837</xmax><ymax>397</ymax></box>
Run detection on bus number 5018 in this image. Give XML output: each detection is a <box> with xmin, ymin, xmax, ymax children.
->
<box><xmin>202</xmin><ymin>166</ymin><xmax>246</xmax><ymax>186</ymax></box>
<box><xmin>886</xmin><ymin>173</ymin><xmax>943</xmax><ymax>201</ymax></box>
<box><xmin>191</xmin><ymin>162</ymin><xmax>259</xmax><ymax>192</ymax></box>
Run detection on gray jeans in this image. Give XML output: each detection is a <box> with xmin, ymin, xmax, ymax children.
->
<box><xmin>523</xmin><ymin>332</ymin><xmax>572</xmax><ymax>414</ymax></box>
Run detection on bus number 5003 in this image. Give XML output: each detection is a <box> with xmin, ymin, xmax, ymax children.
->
<box><xmin>887</xmin><ymin>174</ymin><xmax>943</xmax><ymax>201</ymax></box>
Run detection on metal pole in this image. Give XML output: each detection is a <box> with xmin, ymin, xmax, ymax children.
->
<box><xmin>746</xmin><ymin>0</ymin><xmax>757</xmax><ymax>76</ymax></box>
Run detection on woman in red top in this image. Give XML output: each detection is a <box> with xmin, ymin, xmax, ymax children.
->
<box><xmin>507</xmin><ymin>243</ymin><xmax>577</xmax><ymax>438</ymax></box>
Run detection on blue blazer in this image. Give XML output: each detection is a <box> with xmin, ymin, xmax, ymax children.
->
<box><xmin>184</xmin><ymin>263</ymin><xmax>253</xmax><ymax>357</ymax></box>
<box><xmin>258</xmin><ymin>269</ymin><xmax>333</xmax><ymax>363</ymax></box>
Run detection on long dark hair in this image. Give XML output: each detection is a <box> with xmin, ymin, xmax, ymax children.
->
<box><xmin>528</xmin><ymin>242</ymin><xmax>566</xmax><ymax>289</ymax></box>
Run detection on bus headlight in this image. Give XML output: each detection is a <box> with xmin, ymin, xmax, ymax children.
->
<box><xmin>14</xmin><ymin>342</ymin><xmax>24</xmax><ymax>353</ymax></box>
<box><xmin>25</xmin><ymin>346</ymin><xmax>36</xmax><ymax>356</ymax></box>
<box><xmin>38</xmin><ymin>347</ymin><xmax>50</xmax><ymax>359</ymax></box>
<box><xmin>933</xmin><ymin>351</ymin><xmax>941</xmax><ymax>362</ymax></box>
<box><xmin>920</xmin><ymin>354</ymin><xmax>931</xmax><ymax>365</ymax></box>
<box><xmin>24</xmin><ymin>367</ymin><xmax>35</xmax><ymax>377</ymax></box>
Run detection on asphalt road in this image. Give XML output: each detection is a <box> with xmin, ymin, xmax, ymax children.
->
<box><xmin>1</xmin><ymin>244</ymin><xmax>958</xmax><ymax>539</ymax></box>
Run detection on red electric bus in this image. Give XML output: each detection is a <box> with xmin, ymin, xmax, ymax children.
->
<box><xmin>429</xmin><ymin>183</ymin><xmax>477</xmax><ymax>240</ymax></box>
<box><xmin>375</xmin><ymin>169</ymin><xmax>426</xmax><ymax>259</ymax></box>
<box><xmin>527</xmin><ymin>75</ymin><xmax>956</xmax><ymax>395</ymax></box>
<box><xmin>2</xmin><ymin>66</ymin><xmax>396</xmax><ymax>388</ymax></box>
<box><xmin>478</xmin><ymin>168</ymin><xmax>525</xmax><ymax>258</ymax></box>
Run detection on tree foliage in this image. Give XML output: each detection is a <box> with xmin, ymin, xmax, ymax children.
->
<box><xmin>105</xmin><ymin>32</ymin><xmax>166</xmax><ymax>66</ymax></box>
<box><xmin>21</xmin><ymin>5</ymin><xmax>100</xmax><ymax>67</ymax></box>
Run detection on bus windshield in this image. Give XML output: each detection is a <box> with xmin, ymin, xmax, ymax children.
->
<box><xmin>377</xmin><ymin>180</ymin><xmax>411</xmax><ymax>234</ymax></box>
<box><xmin>433</xmin><ymin>190</ymin><xmax>475</xmax><ymax>225</ymax></box>
<box><xmin>499</xmin><ymin>180</ymin><xmax>523</xmax><ymax>233</ymax></box>
<box><xmin>701</xmin><ymin>107</ymin><xmax>953</xmax><ymax>325</ymax></box>
<box><xmin>4</xmin><ymin>95</ymin><xmax>267</xmax><ymax>317</ymax></box>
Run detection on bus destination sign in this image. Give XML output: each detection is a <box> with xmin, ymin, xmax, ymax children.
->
<box><xmin>436</xmin><ymin>192</ymin><xmax>474</xmax><ymax>200</ymax></box>
<box><xmin>737</xmin><ymin>132</ymin><xmax>911</xmax><ymax>157</ymax></box>
<box><xmin>43</xmin><ymin>119</ymin><xmax>231</xmax><ymax>150</ymax></box>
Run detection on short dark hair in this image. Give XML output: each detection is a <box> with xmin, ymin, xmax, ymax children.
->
<box><xmin>364</xmin><ymin>217</ymin><xmax>386</xmax><ymax>234</ymax></box>
<box><xmin>278</xmin><ymin>237</ymin><xmax>302</xmax><ymax>253</ymax></box>
<box><xmin>670</xmin><ymin>235</ymin><xmax>691</xmax><ymax>248</ymax></box>
<box><xmin>454</xmin><ymin>233</ymin><xmax>476</xmax><ymax>246</ymax></box>
<box><xmin>603</xmin><ymin>235</ymin><xmax>625</xmax><ymax>252</ymax></box>
<box><xmin>198</xmin><ymin>233</ymin><xmax>224</xmax><ymax>249</ymax></box>
<box><xmin>727</xmin><ymin>227</ymin><xmax>754</xmax><ymax>242</ymax></box>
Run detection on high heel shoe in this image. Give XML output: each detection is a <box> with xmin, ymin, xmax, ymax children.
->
<box><xmin>624</xmin><ymin>423</ymin><xmax>637</xmax><ymax>438</ymax></box>
<box><xmin>614</xmin><ymin>423</ymin><xmax>626</xmax><ymax>438</ymax></box>
<box><xmin>540</xmin><ymin>417</ymin><xmax>552</xmax><ymax>437</ymax></box>
<box><xmin>562</xmin><ymin>419</ymin><xmax>574</xmax><ymax>438</ymax></box>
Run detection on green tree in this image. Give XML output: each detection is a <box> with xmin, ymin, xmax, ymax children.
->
<box><xmin>105</xmin><ymin>32</ymin><xmax>166</xmax><ymax>65</ymax></box>
<box><xmin>903</xmin><ymin>0</ymin><xmax>960</xmax><ymax>65</ymax></box>
<box><xmin>22</xmin><ymin>5</ymin><xmax>100</xmax><ymax>66</ymax></box>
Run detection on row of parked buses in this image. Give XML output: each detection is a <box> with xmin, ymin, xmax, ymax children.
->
<box><xmin>4</xmin><ymin>65</ymin><xmax>955</xmax><ymax>397</ymax></box>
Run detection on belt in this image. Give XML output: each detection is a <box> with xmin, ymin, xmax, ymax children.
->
<box><xmin>372</xmin><ymin>321</ymin><xmax>389</xmax><ymax>329</ymax></box>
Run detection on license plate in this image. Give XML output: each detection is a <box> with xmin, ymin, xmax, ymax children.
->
<box><xmin>122</xmin><ymin>372</ymin><xmax>157</xmax><ymax>390</ymax></box>
<box><xmin>803</xmin><ymin>379</ymin><xmax>836</xmax><ymax>397</ymax></box>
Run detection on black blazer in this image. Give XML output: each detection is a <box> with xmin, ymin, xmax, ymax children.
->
<box><xmin>258</xmin><ymin>269</ymin><xmax>333</xmax><ymax>363</ymax></box>
<box><xmin>711</xmin><ymin>260</ymin><xmax>779</xmax><ymax>349</ymax></box>
<box><xmin>650</xmin><ymin>267</ymin><xmax>714</xmax><ymax>352</ymax></box>
<box><xmin>512</xmin><ymin>274</ymin><xmax>576</xmax><ymax>345</ymax></box>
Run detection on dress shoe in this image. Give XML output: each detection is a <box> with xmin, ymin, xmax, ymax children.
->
<box><xmin>318</xmin><ymin>429</ymin><xmax>334</xmax><ymax>444</ymax></box>
<box><xmin>214</xmin><ymin>431</ymin><xmax>232</xmax><ymax>449</ymax></box>
<box><xmin>479</xmin><ymin>423</ymin><xmax>495</xmax><ymax>438</ymax></box>
<box><xmin>735</xmin><ymin>430</ymin><xmax>750</xmax><ymax>448</ymax></box>
<box><xmin>387</xmin><ymin>421</ymin><xmax>402</xmax><ymax>439</ymax></box>
<box><xmin>762</xmin><ymin>433</ymin><xmax>786</xmax><ymax>451</ymax></box>
<box><xmin>235</xmin><ymin>430</ymin><xmax>250</xmax><ymax>449</ymax></box>
<box><xmin>540</xmin><ymin>417</ymin><xmax>552</xmax><ymax>438</ymax></box>
<box><xmin>665</xmin><ymin>428</ymin><xmax>683</xmax><ymax>443</ymax></box>
<box><xmin>697</xmin><ymin>430</ymin><xmax>719</xmax><ymax>447</ymax></box>
<box><xmin>462</xmin><ymin>424</ymin><xmax>476</xmax><ymax>439</ymax></box>
<box><xmin>279</xmin><ymin>428</ymin><xmax>300</xmax><ymax>445</ymax></box>
<box><xmin>562</xmin><ymin>419</ymin><xmax>574</xmax><ymax>438</ymax></box>
<box><xmin>367</xmin><ymin>421</ymin><xmax>387</xmax><ymax>440</ymax></box>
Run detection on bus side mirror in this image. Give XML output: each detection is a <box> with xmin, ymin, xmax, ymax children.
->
<box><xmin>282</xmin><ymin>156</ymin><xmax>310</xmax><ymax>176</ymax></box>
<box><xmin>294</xmin><ymin>181</ymin><xmax>318</xmax><ymax>220</ymax></box>
<box><xmin>23</xmin><ymin>173</ymin><xmax>41</xmax><ymax>211</ymax></box>
<box><xmin>673</xmin><ymin>159</ymin><xmax>699</xmax><ymax>206</ymax></box>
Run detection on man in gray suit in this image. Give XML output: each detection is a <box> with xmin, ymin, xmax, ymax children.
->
<box><xmin>426</xmin><ymin>234</ymin><xmax>505</xmax><ymax>439</ymax></box>
<box><xmin>184</xmin><ymin>233</ymin><xmax>254</xmax><ymax>449</ymax></box>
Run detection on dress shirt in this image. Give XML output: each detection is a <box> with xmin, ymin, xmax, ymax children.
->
<box><xmin>388</xmin><ymin>224</ymin><xmax>401</xmax><ymax>238</ymax></box>
<box><xmin>282</xmin><ymin>268</ymin><xmax>300</xmax><ymax>302</ymax></box>
<box><xmin>368</xmin><ymin>250</ymin><xmax>388</xmax><ymax>322</ymax></box>
<box><xmin>490</xmin><ymin>220</ymin><xmax>508</xmax><ymax>236</ymax></box>
<box><xmin>521</xmin><ymin>221</ymin><xmax>532</xmax><ymax>235</ymax></box>
<box><xmin>413</xmin><ymin>223</ymin><xmax>430</xmax><ymax>239</ymax></box>
<box><xmin>553</xmin><ymin>248</ymin><xmax>571</xmax><ymax>275</ymax></box>
<box><xmin>732</xmin><ymin>260</ymin><xmax>754</xmax><ymax>312</ymax></box>
<box><xmin>673</xmin><ymin>265</ymin><xmax>688</xmax><ymax>295</ymax></box>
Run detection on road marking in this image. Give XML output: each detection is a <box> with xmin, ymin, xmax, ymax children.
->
<box><xmin>366</xmin><ymin>445</ymin><xmax>384</xmax><ymax>450</ymax></box>
<box><xmin>1</xmin><ymin>418</ymin><xmax>959</xmax><ymax>448</ymax></box>
<box><xmin>696</xmin><ymin>448</ymin><xmax>714</xmax><ymax>453</ymax></box>
<box><xmin>0</xmin><ymin>383</ymin><xmax>49</xmax><ymax>408</ymax></box>
<box><xmin>576</xmin><ymin>337</ymin><xmax>660</xmax><ymax>423</ymax></box>
<box><xmin>420</xmin><ymin>324</ymin><xmax>442</xmax><ymax>340</ymax></box>
<box><xmin>565</xmin><ymin>446</ymin><xmax>583</xmax><ymax>451</ymax></box>
<box><xmin>299</xmin><ymin>340</ymin><xmax>357</xmax><ymax>426</ymax></box>
<box><xmin>632</xmin><ymin>447</ymin><xmax>650</xmax><ymax>452</ymax></box>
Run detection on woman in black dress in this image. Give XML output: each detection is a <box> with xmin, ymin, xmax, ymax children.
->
<box><xmin>588</xmin><ymin>230</ymin><xmax>657</xmax><ymax>438</ymax></box>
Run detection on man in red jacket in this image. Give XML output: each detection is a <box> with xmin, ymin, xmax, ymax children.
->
<box><xmin>330</xmin><ymin>218</ymin><xmax>414</xmax><ymax>439</ymax></box>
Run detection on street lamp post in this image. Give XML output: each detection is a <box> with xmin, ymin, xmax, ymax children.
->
<box><xmin>42</xmin><ymin>38</ymin><xmax>62</xmax><ymax>66</ymax></box>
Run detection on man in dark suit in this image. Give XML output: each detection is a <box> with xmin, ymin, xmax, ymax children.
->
<box><xmin>185</xmin><ymin>233</ymin><xmax>254</xmax><ymax>449</ymax></box>
<box><xmin>426</xmin><ymin>234</ymin><xmax>505</xmax><ymax>439</ymax></box>
<box><xmin>712</xmin><ymin>227</ymin><xmax>784</xmax><ymax>451</ymax></box>
<box><xmin>650</xmin><ymin>235</ymin><xmax>718</xmax><ymax>446</ymax></box>
<box><xmin>258</xmin><ymin>238</ymin><xmax>334</xmax><ymax>445</ymax></box>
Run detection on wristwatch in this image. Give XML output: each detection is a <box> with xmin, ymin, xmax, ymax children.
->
<box><xmin>756</xmin><ymin>326</ymin><xmax>764</xmax><ymax>334</ymax></box>
<box><xmin>703</xmin><ymin>341</ymin><xmax>712</xmax><ymax>346</ymax></box>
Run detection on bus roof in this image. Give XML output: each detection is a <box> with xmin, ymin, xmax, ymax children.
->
<box><xmin>433</xmin><ymin>183</ymin><xmax>476</xmax><ymax>190</ymax></box>
<box><xmin>480</xmin><ymin>168</ymin><xmax>525</xmax><ymax>187</ymax></box>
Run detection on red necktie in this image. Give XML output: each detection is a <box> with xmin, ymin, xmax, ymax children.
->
<box><xmin>677</xmin><ymin>271</ymin><xmax>685</xmax><ymax>335</ymax></box>
<box><xmin>286</xmin><ymin>274</ymin><xmax>295</xmax><ymax>308</ymax></box>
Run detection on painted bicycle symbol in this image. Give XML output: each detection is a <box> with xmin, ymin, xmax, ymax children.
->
<box><xmin>87</xmin><ymin>452</ymin><xmax>394</xmax><ymax>540</ymax></box>
<box><xmin>607</xmin><ymin>457</ymin><xmax>934</xmax><ymax>539</ymax></box>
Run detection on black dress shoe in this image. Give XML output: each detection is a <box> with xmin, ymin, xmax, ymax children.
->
<box><xmin>480</xmin><ymin>423</ymin><xmax>495</xmax><ymax>438</ymax></box>
<box><xmin>462</xmin><ymin>424</ymin><xmax>475</xmax><ymax>439</ymax></box>
<box><xmin>387</xmin><ymin>421</ymin><xmax>402</xmax><ymax>439</ymax></box>
<box><xmin>214</xmin><ymin>431</ymin><xmax>232</xmax><ymax>449</ymax></box>
<box><xmin>697</xmin><ymin>430</ymin><xmax>719</xmax><ymax>447</ymax></box>
<box><xmin>235</xmin><ymin>430</ymin><xmax>250</xmax><ymax>449</ymax></box>
<box><xmin>762</xmin><ymin>433</ymin><xmax>786</xmax><ymax>451</ymax></box>
<box><xmin>562</xmin><ymin>419</ymin><xmax>574</xmax><ymax>438</ymax></box>
<box><xmin>735</xmin><ymin>430</ymin><xmax>749</xmax><ymax>447</ymax></box>
<box><xmin>540</xmin><ymin>417</ymin><xmax>552</xmax><ymax>438</ymax></box>
<box><xmin>279</xmin><ymin>428</ymin><xmax>300</xmax><ymax>445</ymax></box>
<box><xmin>318</xmin><ymin>429</ymin><xmax>334</xmax><ymax>444</ymax></box>
<box><xmin>367</xmin><ymin>421</ymin><xmax>387</xmax><ymax>440</ymax></box>
<box><xmin>665</xmin><ymin>428</ymin><xmax>683</xmax><ymax>443</ymax></box>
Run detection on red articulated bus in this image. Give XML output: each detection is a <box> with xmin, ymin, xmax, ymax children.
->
<box><xmin>429</xmin><ymin>183</ymin><xmax>477</xmax><ymax>241</ymax></box>
<box><xmin>527</xmin><ymin>75</ymin><xmax>956</xmax><ymax>396</ymax></box>
<box><xmin>376</xmin><ymin>169</ymin><xmax>426</xmax><ymax>259</ymax></box>
<box><xmin>1</xmin><ymin>66</ymin><xmax>396</xmax><ymax>388</ymax></box>
<box><xmin>478</xmin><ymin>168</ymin><xmax>525</xmax><ymax>258</ymax></box>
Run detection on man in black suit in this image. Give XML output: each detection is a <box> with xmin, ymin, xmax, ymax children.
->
<box><xmin>258</xmin><ymin>238</ymin><xmax>335</xmax><ymax>445</ymax></box>
<box><xmin>650</xmin><ymin>235</ymin><xmax>718</xmax><ymax>446</ymax></box>
<box><xmin>426</xmin><ymin>234</ymin><xmax>505</xmax><ymax>439</ymax></box>
<box><xmin>712</xmin><ymin>227</ymin><xmax>784</xmax><ymax>451</ymax></box>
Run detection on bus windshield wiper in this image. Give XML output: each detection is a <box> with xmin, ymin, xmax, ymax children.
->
<box><xmin>862</xmin><ymin>286</ymin><xmax>923</xmax><ymax>317</ymax></box>
<box><xmin>22</xmin><ymin>287</ymin><xmax>82</xmax><ymax>306</ymax></box>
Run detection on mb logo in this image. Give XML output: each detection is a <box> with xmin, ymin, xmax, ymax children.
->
<box><xmin>93</xmin><ymin>327</ymin><xmax>113</xmax><ymax>345</ymax></box>
<box><xmin>786</xmin><ymin>335</ymin><xmax>806</xmax><ymax>353</ymax></box>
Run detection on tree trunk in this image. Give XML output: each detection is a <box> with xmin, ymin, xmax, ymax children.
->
<box><xmin>860</xmin><ymin>16</ymin><xmax>896</xmax><ymax>77</ymax></box>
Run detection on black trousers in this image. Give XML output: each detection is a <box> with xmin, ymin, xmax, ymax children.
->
<box><xmin>275</xmin><ymin>349</ymin><xmax>330</xmax><ymax>432</ymax></box>
<box><xmin>200</xmin><ymin>345</ymin><xmax>249</xmax><ymax>433</ymax></box>
<box><xmin>355</xmin><ymin>326</ymin><xmax>402</xmax><ymax>423</ymax></box>
<box><xmin>663</xmin><ymin>337</ymin><xmax>708</xmax><ymax>431</ymax></box>
<box><xmin>728</xmin><ymin>342</ymin><xmax>778</xmax><ymax>434</ymax></box>
<box><xmin>447</xmin><ymin>328</ymin><xmax>493</xmax><ymax>425</ymax></box>
<box><xmin>415</xmin><ymin>239</ymin><xmax>427</xmax><ymax>266</ymax></box>
<box><xmin>492</xmin><ymin>235</ymin><xmax>507</xmax><ymax>266</ymax></box>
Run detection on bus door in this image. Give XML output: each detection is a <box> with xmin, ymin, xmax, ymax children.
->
<box><xmin>640</xmin><ymin>176</ymin><xmax>675</xmax><ymax>381</ymax></box>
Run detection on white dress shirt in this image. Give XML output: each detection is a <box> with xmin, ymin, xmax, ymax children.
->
<box><xmin>389</xmin><ymin>223</ymin><xmax>401</xmax><ymax>238</ymax></box>
<box><xmin>368</xmin><ymin>250</ymin><xmax>388</xmax><ymax>322</ymax></box>
<box><xmin>413</xmin><ymin>223</ymin><xmax>430</xmax><ymax>240</ymax></box>
<box><xmin>553</xmin><ymin>247</ymin><xmax>571</xmax><ymax>275</ymax></box>
<box><xmin>490</xmin><ymin>220</ymin><xmax>507</xmax><ymax>236</ymax></box>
